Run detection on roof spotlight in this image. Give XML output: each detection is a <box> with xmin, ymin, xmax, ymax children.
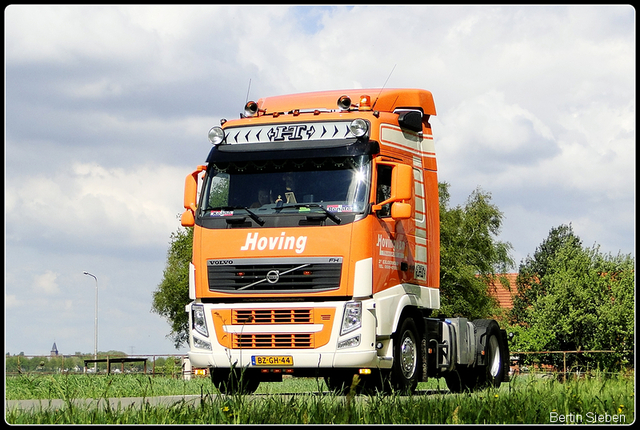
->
<box><xmin>208</xmin><ymin>126</ymin><xmax>226</xmax><ymax>145</ymax></box>
<box><xmin>337</xmin><ymin>95</ymin><xmax>352</xmax><ymax>110</ymax></box>
<box><xmin>244</xmin><ymin>100</ymin><xmax>259</xmax><ymax>117</ymax></box>
<box><xmin>349</xmin><ymin>119</ymin><xmax>369</xmax><ymax>138</ymax></box>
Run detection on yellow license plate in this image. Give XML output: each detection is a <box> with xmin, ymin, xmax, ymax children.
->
<box><xmin>251</xmin><ymin>356</ymin><xmax>293</xmax><ymax>366</ymax></box>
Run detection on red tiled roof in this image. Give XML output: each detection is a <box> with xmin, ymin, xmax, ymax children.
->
<box><xmin>487</xmin><ymin>273</ymin><xmax>518</xmax><ymax>309</ymax></box>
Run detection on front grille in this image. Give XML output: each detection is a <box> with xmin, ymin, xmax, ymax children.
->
<box><xmin>233</xmin><ymin>308</ymin><xmax>312</xmax><ymax>324</ymax></box>
<box><xmin>233</xmin><ymin>333</ymin><xmax>313</xmax><ymax>349</ymax></box>
<box><xmin>207</xmin><ymin>257</ymin><xmax>342</xmax><ymax>292</ymax></box>
<box><xmin>211</xmin><ymin>307</ymin><xmax>336</xmax><ymax>350</ymax></box>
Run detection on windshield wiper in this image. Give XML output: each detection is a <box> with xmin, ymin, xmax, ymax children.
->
<box><xmin>280</xmin><ymin>204</ymin><xmax>342</xmax><ymax>225</ymax></box>
<box><xmin>205</xmin><ymin>206</ymin><xmax>265</xmax><ymax>226</ymax></box>
<box><xmin>241</xmin><ymin>206</ymin><xmax>265</xmax><ymax>226</ymax></box>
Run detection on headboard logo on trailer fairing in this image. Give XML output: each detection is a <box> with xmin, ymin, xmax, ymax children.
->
<box><xmin>225</xmin><ymin>121</ymin><xmax>356</xmax><ymax>145</ymax></box>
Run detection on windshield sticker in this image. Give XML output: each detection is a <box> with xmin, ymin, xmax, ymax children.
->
<box><xmin>326</xmin><ymin>205</ymin><xmax>353</xmax><ymax>212</ymax></box>
<box><xmin>208</xmin><ymin>210</ymin><xmax>234</xmax><ymax>217</ymax></box>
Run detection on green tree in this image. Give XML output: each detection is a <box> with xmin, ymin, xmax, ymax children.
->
<box><xmin>437</xmin><ymin>182</ymin><xmax>514</xmax><ymax>319</ymax></box>
<box><xmin>509</xmin><ymin>224</ymin><xmax>582</xmax><ymax>323</ymax></box>
<box><xmin>151</xmin><ymin>226</ymin><xmax>193</xmax><ymax>348</ymax></box>
<box><xmin>508</xmin><ymin>224</ymin><xmax>634</xmax><ymax>371</ymax></box>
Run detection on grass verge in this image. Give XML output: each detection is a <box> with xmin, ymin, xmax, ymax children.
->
<box><xmin>5</xmin><ymin>372</ymin><xmax>634</xmax><ymax>424</ymax></box>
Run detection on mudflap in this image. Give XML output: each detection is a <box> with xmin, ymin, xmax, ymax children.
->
<box><xmin>499</xmin><ymin>329</ymin><xmax>510</xmax><ymax>382</ymax></box>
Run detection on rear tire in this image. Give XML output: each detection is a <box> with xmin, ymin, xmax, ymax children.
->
<box><xmin>473</xmin><ymin>319</ymin><xmax>508</xmax><ymax>389</ymax></box>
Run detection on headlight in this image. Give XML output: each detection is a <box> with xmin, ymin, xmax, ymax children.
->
<box><xmin>340</xmin><ymin>301</ymin><xmax>362</xmax><ymax>335</ymax></box>
<box><xmin>192</xmin><ymin>304</ymin><xmax>209</xmax><ymax>337</ymax></box>
<box><xmin>208</xmin><ymin>126</ymin><xmax>226</xmax><ymax>145</ymax></box>
<box><xmin>349</xmin><ymin>119</ymin><xmax>369</xmax><ymax>138</ymax></box>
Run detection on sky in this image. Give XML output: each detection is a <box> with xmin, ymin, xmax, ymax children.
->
<box><xmin>4</xmin><ymin>5</ymin><xmax>635</xmax><ymax>357</ymax></box>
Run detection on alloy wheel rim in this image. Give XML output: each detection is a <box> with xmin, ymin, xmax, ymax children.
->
<box><xmin>400</xmin><ymin>332</ymin><xmax>417</xmax><ymax>378</ymax></box>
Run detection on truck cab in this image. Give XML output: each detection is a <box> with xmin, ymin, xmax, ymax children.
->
<box><xmin>181</xmin><ymin>89</ymin><xmax>509</xmax><ymax>394</ymax></box>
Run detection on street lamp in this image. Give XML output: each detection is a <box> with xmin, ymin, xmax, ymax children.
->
<box><xmin>83</xmin><ymin>271</ymin><xmax>98</xmax><ymax>372</ymax></box>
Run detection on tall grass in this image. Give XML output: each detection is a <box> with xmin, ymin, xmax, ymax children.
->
<box><xmin>5</xmin><ymin>372</ymin><xmax>635</xmax><ymax>424</ymax></box>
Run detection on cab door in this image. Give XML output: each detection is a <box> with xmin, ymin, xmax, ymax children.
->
<box><xmin>370</xmin><ymin>159</ymin><xmax>414</xmax><ymax>294</ymax></box>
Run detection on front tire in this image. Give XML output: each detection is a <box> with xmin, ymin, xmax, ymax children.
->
<box><xmin>390</xmin><ymin>317</ymin><xmax>420</xmax><ymax>393</ymax></box>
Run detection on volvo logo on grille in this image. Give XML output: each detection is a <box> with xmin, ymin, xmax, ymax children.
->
<box><xmin>265</xmin><ymin>270</ymin><xmax>280</xmax><ymax>284</ymax></box>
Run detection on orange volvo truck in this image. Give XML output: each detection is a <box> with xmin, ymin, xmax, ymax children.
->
<box><xmin>180</xmin><ymin>88</ymin><xmax>509</xmax><ymax>394</ymax></box>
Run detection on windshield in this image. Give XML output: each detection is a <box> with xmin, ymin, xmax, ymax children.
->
<box><xmin>199</xmin><ymin>155</ymin><xmax>371</xmax><ymax>222</ymax></box>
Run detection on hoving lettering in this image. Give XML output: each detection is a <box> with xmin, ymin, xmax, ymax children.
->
<box><xmin>240</xmin><ymin>232</ymin><xmax>307</xmax><ymax>254</ymax></box>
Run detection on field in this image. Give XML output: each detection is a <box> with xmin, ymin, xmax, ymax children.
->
<box><xmin>5</xmin><ymin>372</ymin><xmax>635</xmax><ymax>424</ymax></box>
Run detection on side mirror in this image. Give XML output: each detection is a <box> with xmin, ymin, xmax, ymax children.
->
<box><xmin>372</xmin><ymin>159</ymin><xmax>414</xmax><ymax>218</ymax></box>
<box><xmin>181</xmin><ymin>166</ymin><xmax>205</xmax><ymax>227</ymax></box>
<box><xmin>391</xmin><ymin>163</ymin><xmax>413</xmax><ymax>202</ymax></box>
<box><xmin>181</xmin><ymin>210</ymin><xmax>195</xmax><ymax>227</ymax></box>
<box><xmin>391</xmin><ymin>202</ymin><xmax>412</xmax><ymax>220</ymax></box>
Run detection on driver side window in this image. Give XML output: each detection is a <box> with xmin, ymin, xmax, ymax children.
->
<box><xmin>376</xmin><ymin>165</ymin><xmax>392</xmax><ymax>217</ymax></box>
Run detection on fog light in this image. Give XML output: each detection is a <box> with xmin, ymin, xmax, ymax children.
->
<box><xmin>337</xmin><ymin>334</ymin><xmax>361</xmax><ymax>349</ymax></box>
<box><xmin>193</xmin><ymin>337</ymin><xmax>211</xmax><ymax>351</ymax></box>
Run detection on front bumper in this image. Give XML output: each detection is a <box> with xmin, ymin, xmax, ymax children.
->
<box><xmin>187</xmin><ymin>299</ymin><xmax>384</xmax><ymax>371</ymax></box>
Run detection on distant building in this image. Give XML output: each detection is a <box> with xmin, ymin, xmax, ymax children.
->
<box><xmin>50</xmin><ymin>342</ymin><xmax>59</xmax><ymax>356</ymax></box>
<box><xmin>487</xmin><ymin>273</ymin><xmax>519</xmax><ymax>310</ymax></box>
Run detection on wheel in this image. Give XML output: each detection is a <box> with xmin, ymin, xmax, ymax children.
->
<box><xmin>473</xmin><ymin>319</ymin><xmax>508</xmax><ymax>389</ymax></box>
<box><xmin>390</xmin><ymin>317</ymin><xmax>420</xmax><ymax>393</ymax></box>
<box><xmin>211</xmin><ymin>367</ymin><xmax>260</xmax><ymax>394</ymax></box>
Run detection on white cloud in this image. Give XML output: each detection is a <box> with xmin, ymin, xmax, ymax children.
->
<box><xmin>5</xmin><ymin>162</ymin><xmax>185</xmax><ymax>250</ymax></box>
<box><xmin>5</xmin><ymin>295</ymin><xmax>24</xmax><ymax>309</ymax></box>
<box><xmin>34</xmin><ymin>270</ymin><xmax>61</xmax><ymax>295</ymax></box>
<box><xmin>554</xmin><ymin>99</ymin><xmax>635</xmax><ymax>195</ymax></box>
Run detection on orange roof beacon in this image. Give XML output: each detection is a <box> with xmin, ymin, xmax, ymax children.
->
<box><xmin>180</xmin><ymin>88</ymin><xmax>509</xmax><ymax>394</ymax></box>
